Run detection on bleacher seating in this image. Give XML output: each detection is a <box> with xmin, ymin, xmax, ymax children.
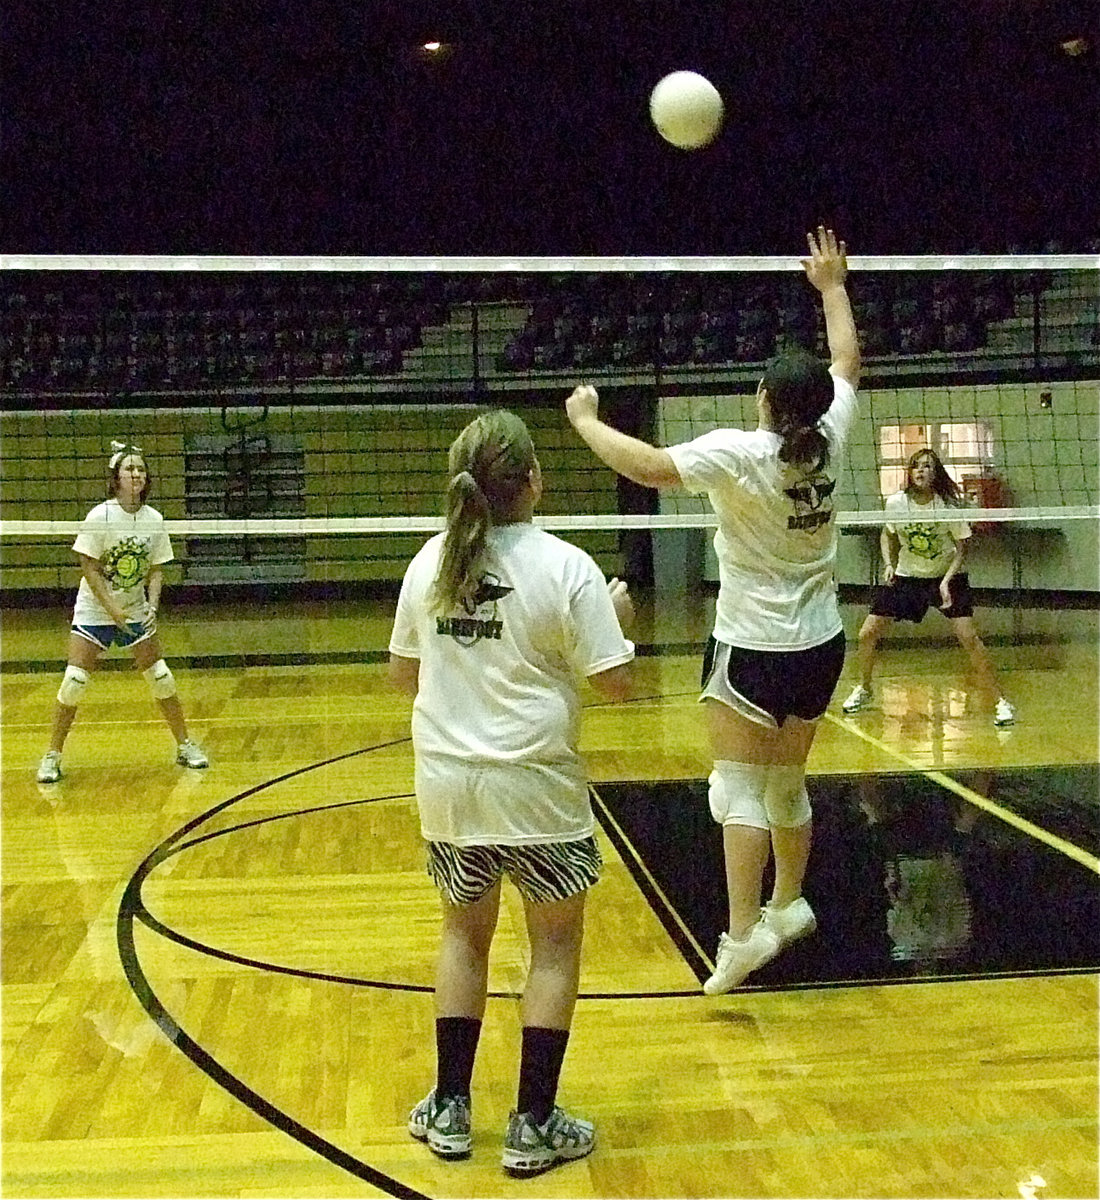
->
<box><xmin>1</xmin><ymin>265</ymin><xmax>1096</xmax><ymax>394</ymax></box>
<box><xmin>489</xmin><ymin>270</ymin><xmax>1075</xmax><ymax>375</ymax></box>
<box><xmin>0</xmin><ymin>276</ymin><xmax>447</xmax><ymax>393</ymax></box>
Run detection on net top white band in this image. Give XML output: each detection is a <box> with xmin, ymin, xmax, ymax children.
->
<box><xmin>2</xmin><ymin>507</ymin><xmax>1097</xmax><ymax>537</ymax></box>
<box><xmin>2</xmin><ymin>254</ymin><xmax>1098</xmax><ymax>272</ymax></box>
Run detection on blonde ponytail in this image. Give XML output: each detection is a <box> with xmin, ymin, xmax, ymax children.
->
<box><xmin>430</xmin><ymin>411</ymin><xmax>536</xmax><ymax>614</ymax></box>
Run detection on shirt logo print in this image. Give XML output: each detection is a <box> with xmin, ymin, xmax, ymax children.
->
<box><xmin>785</xmin><ymin>474</ymin><xmax>836</xmax><ymax>531</ymax></box>
<box><xmin>436</xmin><ymin>573</ymin><xmax>513</xmax><ymax>645</ymax></box>
<box><xmin>100</xmin><ymin>536</ymin><xmax>150</xmax><ymax>590</ymax></box>
<box><xmin>901</xmin><ymin>523</ymin><xmax>943</xmax><ymax>561</ymax></box>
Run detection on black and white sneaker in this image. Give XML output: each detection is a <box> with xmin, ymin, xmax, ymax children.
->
<box><xmin>502</xmin><ymin>1106</ymin><xmax>595</xmax><ymax>1176</ymax></box>
<box><xmin>408</xmin><ymin>1089</ymin><xmax>472</xmax><ymax>1158</ymax></box>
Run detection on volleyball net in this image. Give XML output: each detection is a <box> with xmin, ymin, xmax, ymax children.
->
<box><xmin>1</xmin><ymin>254</ymin><xmax>1097</xmax><ymax>594</ymax></box>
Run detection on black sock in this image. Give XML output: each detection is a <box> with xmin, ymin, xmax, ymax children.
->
<box><xmin>435</xmin><ymin>1016</ymin><xmax>482</xmax><ymax>1101</ymax></box>
<box><xmin>516</xmin><ymin>1025</ymin><xmax>570</xmax><ymax>1125</ymax></box>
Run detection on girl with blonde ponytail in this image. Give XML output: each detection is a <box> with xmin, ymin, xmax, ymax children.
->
<box><xmin>431</xmin><ymin>410</ymin><xmax>537</xmax><ymax>614</ymax></box>
<box><xmin>389</xmin><ymin>408</ymin><xmax>634</xmax><ymax>1174</ymax></box>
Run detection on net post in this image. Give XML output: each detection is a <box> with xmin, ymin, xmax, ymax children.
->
<box><xmin>651</xmin><ymin>526</ymin><xmax>708</xmax><ymax>600</ymax></box>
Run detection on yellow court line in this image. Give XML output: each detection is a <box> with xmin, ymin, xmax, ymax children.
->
<box><xmin>825</xmin><ymin>713</ymin><xmax>1100</xmax><ymax>876</ymax></box>
<box><xmin>590</xmin><ymin>786</ymin><xmax>715</xmax><ymax>970</ymax></box>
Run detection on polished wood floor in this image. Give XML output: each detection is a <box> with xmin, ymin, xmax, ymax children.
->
<box><xmin>2</xmin><ymin>594</ymin><xmax>1097</xmax><ymax>1198</ymax></box>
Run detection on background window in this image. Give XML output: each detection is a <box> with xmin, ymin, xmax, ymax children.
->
<box><xmin>878</xmin><ymin>421</ymin><xmax>994</xmax><ymax>497</ymax></box>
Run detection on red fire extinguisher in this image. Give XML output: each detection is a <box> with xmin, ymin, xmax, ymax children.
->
<box><xmin>961</xmin><ymin>473</ymin><xmax>1007</xmax><ymax>530</ymax></box>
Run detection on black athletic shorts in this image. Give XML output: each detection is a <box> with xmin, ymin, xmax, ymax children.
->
<box><xmin>870</xmin><ymin>572</ymin><xmax>974</xmax><ymax>622</ymax></box>
<box><xmin>700</xmin><ymin>631</ymin><xmax>846</xmax><ymax>727</ymax></box>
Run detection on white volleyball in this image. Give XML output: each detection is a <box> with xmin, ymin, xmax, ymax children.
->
<box><xmin>649</xmin><ymin>71</ymin><xmax>724</xmax><ymax>149</ymax></box>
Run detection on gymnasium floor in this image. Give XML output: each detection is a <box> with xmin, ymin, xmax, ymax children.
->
<box><xmin>1</xmin><ymin>592</ymin><xmax>1097</xmax><ymax>1198</ymax></box>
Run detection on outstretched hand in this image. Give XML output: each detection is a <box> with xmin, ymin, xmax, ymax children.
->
<box><xmin>566</xmin><ymin>384</ymin><xmax>599</xmax><ymax>429</ymax></box>
<box><xmin>801</xmin><ymin>226</ymin><xmax>848</xmax><ymax>292</ymax></box>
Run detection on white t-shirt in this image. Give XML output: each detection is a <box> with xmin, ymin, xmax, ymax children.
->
<box><xmin>389</xmin><ymin>522</ymin><xmax>634</xmax><ymax>844</ymax></box>
<box><xmin>666</xmin><ymin>371</ymin><xmax>859</xmax><ymax>650</ymax></box>
<box><xmin>71</xmin><ymin>499</ymin><xmax>174</xmax><ymax>624</ymax></box>
<box><xmin>885</xmin><ymin>492</ymin><xmax>971</xmax><ymax>579</ymax></box>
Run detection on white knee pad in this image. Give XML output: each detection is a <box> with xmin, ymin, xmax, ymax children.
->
<box><xmin>763</xmin><ymin>765</ymin><xmax>812</xmax><ymax>828</ymax></box>
<box><xmin>708</xmin><ymin>760</ymin><xmax>769</xmax><ymax>829</ymax></box>
<box><xmin>143</xmin><ymin>660</ymin><xmax>177</xmax><ymax>700</ymax></box>
<box><xmin>57</xmin><ymin>665</ymin><xmax>90</xmax><ymax>707</ymax></box>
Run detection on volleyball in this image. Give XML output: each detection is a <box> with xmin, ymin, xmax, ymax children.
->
<box><xmin>649</xmin><ymin>71</ymin><xmax>724</xmax><ymax>149</ymax></box>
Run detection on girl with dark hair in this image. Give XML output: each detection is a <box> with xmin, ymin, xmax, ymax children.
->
<box><xmin>841</xmin><ymin>446</ymin><xmax>1015</xmax><ymax>726</ymax></box>
<box><xmin>389</xmin><ymin>410</ymin><xmax>634</xmax><ymax>1175</ymax></box>
<box><xmin>36</xmin><ymin>442</ymin><xmax>208</xmax><ymax>783</ymax></box>
<box><xmin>566</xmin><ymin>227</ymin><xmax>860</xmax><ymax>994</ymax></box>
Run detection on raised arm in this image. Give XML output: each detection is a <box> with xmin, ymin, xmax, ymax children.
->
<box><xmin>564</xmin><ymin>385</ymin><xmax>682</xmax><ymax>489</ymax></box>
<box><xmin>802</xmin><ymin>226</ymin><xmax>860</xmax><ymax>389</ymax></box>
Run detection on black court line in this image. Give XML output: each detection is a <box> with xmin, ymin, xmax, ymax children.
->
<box><xmin>132</xmin><ymin>781</ymin><xmax>703</xmax><ymax>1000</ymax></box>
<box><xmin>2</xmin><ymin>623</ymin><xmax>1075</xmax><ymax>673</ymax></box>
<box><xmin>116</xmin><ymin>729</ymin><xmax>710</xmax><ymax>1199</ymax></box>
<box><xmin>112</xmin><ymin>701</ymin><xmax>1098</xmax><ymax>1194</ymax></box>
<box><xmin>117</xmin><ymin>889</ymin><xmax>431</xmax><ymax>1200</ymax></box>
<box><xmin>6</xmin><ymin>649</ymin><xmax>391</xmax><ymax>673</ymax></box>
<box><xmin>591</xmin><ymin>786</ymin><xmax>712</xmax><ymax>983</ymax></box>
<box><xmin>116</xmin><ymin>739</ymin><xmax>435</xmax><ymax>1199</ymax></box>
<box><xmin>595</xmin><ymin>767</ymin><xmax>1100</xmax><ymax>991</ymax></box>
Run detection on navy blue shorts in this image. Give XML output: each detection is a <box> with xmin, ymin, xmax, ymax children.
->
<box><xmin>700</xmin><ymin>632</ymin><xmax>846</xmax><ymax>727</ymax></box>
<box><xmin>871</xmin><ymin>573</ymin><xmax>974</xmax><ymax>622</ymax></box>
<box><xmin>72</xmin><ymin>621</ymin><xmax>150</xmax><ymax>651</ymax></box>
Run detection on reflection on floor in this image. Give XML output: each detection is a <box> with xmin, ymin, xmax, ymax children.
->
<box><xmin>594</xmin><ymin>766</ymin><xmax>1099</xmax><ymax>990</ymax></box>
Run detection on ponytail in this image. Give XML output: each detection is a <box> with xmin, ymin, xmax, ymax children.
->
<box><xmin>762</xmin><ymin>349</ymin><xmax>834</xmax><ymax>473</ymax></box>
<box><xmin>430</xmin><ymin>410</ymin><xmax>536</xmax><ymax>615</ymax></box>
<box><xmin>778</xmin><ymin>424</ymin><xmax>830</xmax><ymax>473</ymax></box>
<box><xmin>431</xmin><ymin>471</ymin><xmax>493</xmax><ymax>614</ymax></box>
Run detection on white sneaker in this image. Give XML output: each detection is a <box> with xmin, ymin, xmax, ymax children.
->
<box><xmin>175</xmin><ymin>740</ymin><xmax>209</xmax><ymax>768</ymax></box>
<box><xmin>36</xmin><ymin>750</ymin><xmax>62</xmax><ymax>783</ymax></box>
<box><xmin>842</xmin><ymin>685</ymin><xmax>872</xmax><ymax>714</ymax></box>
<box><xmin>993</xmin><ymin>698</ymin><xmax>1016</xmax><ymax>727</ymax></box>
<box><xmin>762</xmin><ymin>897</ymin><xmax>817</xmax><ymax>946</ymax></box>
<box><xmin>703</xmin><ymin>921</ymin><xmax>781</xmax><ymax>995</ymax></box>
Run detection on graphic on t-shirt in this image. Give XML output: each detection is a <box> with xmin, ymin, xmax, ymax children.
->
<box><xmin>784</xmin><ymin>473</ymin><xmax>836</xmax><ymax>532</ymax></box>
<box><xmin>469</xmin><ymin>577</ymin><xmax>514</xmax><ymax>611</ymax></box>
<box><xmin>436</xmin><ymin>572</ymin><xmax>513</xmax><ymax>645</ymax></box>
<box><xmin>900</xmin><ymin>524</ymin><xmax>944</xmax><ymax>561</ymax></box>
<box><xmin>100</xmin><ymin>536</ymin><xmax>151</xmax><ymax>591</ymax></box>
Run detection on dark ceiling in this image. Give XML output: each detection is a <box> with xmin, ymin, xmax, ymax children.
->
<box><xmin>6</xmin><ymin>0</ymin><xmax>1098</xmax><ymax>255</ymax></box>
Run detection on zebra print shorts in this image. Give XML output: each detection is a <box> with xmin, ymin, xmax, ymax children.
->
<box><xmin>426</xmin><ymin>836</ymin><xmax>603</xmax><ymax>905</ymax></box>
